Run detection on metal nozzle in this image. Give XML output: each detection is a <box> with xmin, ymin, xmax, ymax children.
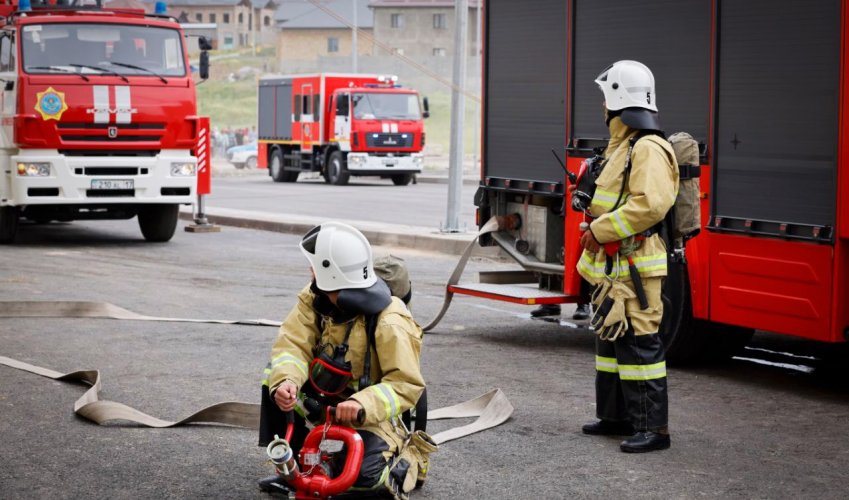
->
<box><xmin>266</xmin><ymin>435</ymin><xmax>298</xmax><ymax>479</ymax></box>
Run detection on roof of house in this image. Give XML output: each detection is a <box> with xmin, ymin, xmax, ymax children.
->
<box><xmin>368</xmin><ymin>0</ymin><xmax>481</xmax><ymax>7</ymax></box>
<box><xmin>275</xmin><ymin>0</ymin><xmax>374</xmax><ymax>29</ymax></box>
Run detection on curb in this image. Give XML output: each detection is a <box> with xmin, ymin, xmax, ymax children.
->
<box><xmin>179</xmin><ymin>208</ymin><xmax>501</xmax><ymax>258</ymax></box>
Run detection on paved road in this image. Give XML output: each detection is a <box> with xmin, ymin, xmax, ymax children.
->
<box><xmin>2</xmin><ymin>220</ymin><xmax>849</xmax><ymax>499</ymax></box>
<box><xmin>206</xmin><ymin>167</ymin><xmax>479</xmax><ymax>231</ymax></box>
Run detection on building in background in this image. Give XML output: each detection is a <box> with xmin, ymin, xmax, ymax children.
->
<box><xmin>369</xmin><ymin>0</ymin><xmax>480</xmax><ymax>62</ymax></box>
<box><xmin>151</xmin><ymin>0</ymin><xmax>278</xmax><ymax>50</ymax></box>
<box><xmin>274</xmin><ymin>0</ymin><xmax>374</xmax><ymax>72</ymax></box>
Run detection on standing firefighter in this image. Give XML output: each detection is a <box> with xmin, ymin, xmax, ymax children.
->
<box><xmin>258</xmin><ymin>222</ymin><xmax>435</xmax><ymax>497</ymax></box>
<box><xmin>576</xmin><ymin>60</ymin><xmax>679</xmax><ymax>452</ymax></box>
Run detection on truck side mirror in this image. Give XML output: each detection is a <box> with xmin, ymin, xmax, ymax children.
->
<box><xmin>198</xmin><ymin>36</ymin><xmax>213</xmax><ymax>51</ymax></box>
<box><xmin>199</xmin><ymin>51</ymin><xmax>210</xmax><ymax>81</ymax></box>
<box><xmin>422</xmin><ymin>97</ymin><xmax>430</xmax><ymax>119</ymax></box>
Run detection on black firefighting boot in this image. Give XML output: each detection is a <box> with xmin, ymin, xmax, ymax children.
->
<box><xmin>581</xmin><ymin>419</ymin><xmax>635</xmax><ymax>436</ymax></box>
<box><xmin>620</xmin><ymin>431</ymin><xmax>671</xmax><ymax>453</ymax></box>
<box><xmin>572</xmin><ymin>303</ymin><xmax>591</xmax><ymax>320</ymax></box>
<box><xmin>530</xmin><ymin>304</ymin><xmax>561</xmax><ymax>317</ymax></box>
<box><xmin>258</xmin><ymin>475</ymin><xmax>292</xmax><ymax>496</ymax></box>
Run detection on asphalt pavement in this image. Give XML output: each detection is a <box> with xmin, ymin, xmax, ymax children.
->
<box><xmin>186</xmin><ymin>160</ymin><xmax>488</xmax><ymax>256</ymax></box>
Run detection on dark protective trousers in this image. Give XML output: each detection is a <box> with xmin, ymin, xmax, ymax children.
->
<box><xmin>594</xmin><ymin>329</ymin><xmax>668</xmax><ymax>431</ymax></box>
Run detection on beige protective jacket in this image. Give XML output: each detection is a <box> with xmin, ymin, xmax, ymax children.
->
<box><xmin>577</xmin><ymin>117</ymin><xmax>679</xmax><ymax>285</ymax></box>
<box><xmin>267</xmin><ymin>284</ymin><xmax>425</xmax><ymax>429</ymax></box>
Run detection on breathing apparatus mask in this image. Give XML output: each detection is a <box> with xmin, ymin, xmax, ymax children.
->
<box><xmin>309</xmin><ymin>345</ymin><xmax>353</xmax><ymax>397</ymax></box>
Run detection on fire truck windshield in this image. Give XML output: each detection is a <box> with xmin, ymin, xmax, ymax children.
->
<box><xmin>352</xmin><ymin>92</ymin><xmax>421</xmax><ymax>120</ymax></box>
<box><xmin>21</xmin><ymin>23</ymin><xmax>186</xmax><ymax>78</ymax></box>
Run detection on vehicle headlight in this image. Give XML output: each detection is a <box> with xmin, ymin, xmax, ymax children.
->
<box><xmin>348</xmin><ymin>155</ymin><xmax>366</xmax><ymax>166</ymax></box>
<box><xmin>16</xmin><ymin>162</ymin><xmax>51</xmax><ymax>176</ymax></box>
<box><xmin>412</xmin><ymin>155</ymin><xmax>424</xmax><ymax>166</ymax></box>
<box><xmin>171</xmin><ymin>162</ymin><xmax>197</xmax><ymax>176</ymax></box>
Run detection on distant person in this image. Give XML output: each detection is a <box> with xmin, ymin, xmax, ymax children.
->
<box><xmin>576</xmin><ymin>60</ymin><xmax>678</xmax><ymax>453</ymax></box>
<box><xmin>530</xmin><ymin>279</ymin><xmax>591</xmax><ymax>320</ymax></box>
<box><xmin>257</xmin><ymin>222</ymin><xmax>435</xmax><ymax>497</ymax></box>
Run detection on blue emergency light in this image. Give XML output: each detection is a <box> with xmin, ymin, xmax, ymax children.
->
<box><xmin>154</xmin><ymin>1</ymin><xmax>167</xmax><ymax>15</ymax></box>
<box><xmin>19</xmin><ymin>0</ymin><xmax>31</xmax><ymax>12</ymax></box>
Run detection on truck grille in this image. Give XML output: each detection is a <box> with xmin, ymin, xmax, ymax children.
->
<box><xmin>57</xmin><ymin>123</ymin><xmax>165</xmax><ymax>144</ymax></box>
<box><xmin>365</xmin><ymin>133</ymin><xmax>413</xmax><ymax>148</ymax></box>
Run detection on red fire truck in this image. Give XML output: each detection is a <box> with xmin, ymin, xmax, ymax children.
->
<box><xmin>0</xmin><ymin>0</ymin><xmax>210</xmax><ymax>243</ymax></box>
<box><xmin>256</xmin><ymin>73</ymin><xmax>428</xmax><ymax>186</ymax></box>
<box><xmin>455</xmin><ymin>0</ymin><xmax>849</xmax><ymax>363</ymax></box>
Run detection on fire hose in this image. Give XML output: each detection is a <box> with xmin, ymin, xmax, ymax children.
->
<box><xmin>0</xmin><ymin>301</ymin><xmax>513</xmax><ymax>444</ymax></box>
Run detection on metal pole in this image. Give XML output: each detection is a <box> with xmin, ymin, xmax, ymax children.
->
<box><xmin>472</xmin><ymin>0</ymin><xmax>482</xmax><ymax>182</ymax></box>
<box><xmin>443</xmin><ymin>0</ymin><xmax>468</xmax><ymax>233</ymax></box>
<box><xmin>352</xmin><ymin>0</ymin><xmax>358</xmax><ymax>73</ymax></box>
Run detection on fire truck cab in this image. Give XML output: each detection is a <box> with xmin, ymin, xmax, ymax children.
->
<box><xmin>0</xmin><ymin>0</ymin><xmax>209</xmax><ymax>243</ymax></box>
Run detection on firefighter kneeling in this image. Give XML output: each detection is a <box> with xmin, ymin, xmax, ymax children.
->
<box><xmin>258</xmin><ymin>222</ymin><xmax>436</xmax><ymax>497</ymax></box>
<box><xmin>576</xmin><ymin>60</ymin><xmax>678</xmax><ymax>452</ymax></box>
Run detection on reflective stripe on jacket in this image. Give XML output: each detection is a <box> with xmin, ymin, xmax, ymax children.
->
<box><xmin>577</xmin><ymin>117</ymin><xmax>679</xmax><ymax>284</ymax></box>
<box><xmin>267</xmin><ymin>284</ymin><xmax>425</xmax><ymax>427</ymax></box>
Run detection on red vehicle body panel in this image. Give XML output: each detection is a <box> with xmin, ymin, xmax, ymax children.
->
<box><xmin>475</xmin><ymin>0</ymin><xmax>849</xmax><ymax>344</ymax></box>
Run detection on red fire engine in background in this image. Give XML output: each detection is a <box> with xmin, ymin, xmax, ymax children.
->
<box><xmin>454</xmin><ymin>0</ymin><xmax>849</xmax><ymax>363</ymax></box>
<box><xmin>257</xmin><ymin>73</ymin><xmax>428</xmax><ymax>186</ymax></box>
<box><xmin>0</xmin><ymin>0</ymin><xmax>211</xmax><ymax>243</ymax></box>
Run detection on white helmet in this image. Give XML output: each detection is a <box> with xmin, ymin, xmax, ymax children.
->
<box><xmin>595</xmin><ymin>60</ymin><xmax>657</xmax><ymax>112</ymax></box>
<box><xmin>300</xmin><ymin>222</ymin><xmax>376</xmax><ymax>292</ymax></box>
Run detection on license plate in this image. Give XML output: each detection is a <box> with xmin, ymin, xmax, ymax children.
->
<box><xmin>91</xmin><ymin>179</ymin><xmax>133</xmax><ymax>190</ymax></box>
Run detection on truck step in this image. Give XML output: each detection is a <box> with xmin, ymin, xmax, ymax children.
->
<box><xmin>447</xmin><ymin>282</ymin><xmax>573</xmax><ymax>305</ymax></box>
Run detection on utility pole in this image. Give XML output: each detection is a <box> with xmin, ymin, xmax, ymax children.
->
<box><xmin>443</xmin><ymin>0</ymin><xmax>468</xmax><ymax>233</ymax></box>
<box><xmin>352</xmin><ymin>0</ymin><xmax>358</xmax><ymax>72</ymax></box>
<box><xmin>472</xmin><ymin>0</ymin><xmax>481</xmax><ymax>183</ymax></box>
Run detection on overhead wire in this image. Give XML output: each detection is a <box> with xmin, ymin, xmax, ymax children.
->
<box><xmin>300</xmin><ymin>0</ymin><xmax>481</xmax><ymax>103</ymax></box>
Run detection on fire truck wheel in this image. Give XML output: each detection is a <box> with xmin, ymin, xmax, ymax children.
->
<box><xmin>138</xmin><ymin>204</ymin><xmax>178</xmax><ymax>242</ymax></box>
<box><xmin>391</xmin><ymin>174</ymin><xmax>414</xmax><ymax>186</ymax></box>
<box><xmin>0</xmin><ymin>206</ymin><xmax>19</xmax><ymax>244</ymax></box>
<box><xmin>269</xmin><ymin>149</ymin><xmax>286</xmax><ymax>182</ymax></box>
<box><xmin>327</xmin><ymin>151</ymin><xmax>350</xmax><ymax>186</ymax></box>
<box><xmin>659</xmin><ymin>259</ymin><xmax>702</xmax><ymax>365</ymax></box>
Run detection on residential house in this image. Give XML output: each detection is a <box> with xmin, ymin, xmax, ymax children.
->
<box><xmin>274</xmin><ymin>0</ymin><xmax>374</xmax><ymax>71</ymax></box>
<box><xmin>153</xmin><ymin>0</ymin><xmax>279</xmax><ymax>50</ymax></box>
<box><xmin>369</xmin><ymin>0</ymin><xmax>481</xmax><ymax>61</ymax></box>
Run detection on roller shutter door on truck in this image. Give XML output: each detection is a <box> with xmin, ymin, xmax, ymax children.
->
<box><xmin>713</xmin><ymin>0</ymin><xmax>839</xmax><ymax>230</ymax></box>
<box><xmin>571</xmin><ymin>0</ymin><xmax>711</xmax><ymax>147</ymax></box>
<box><xmin>483</xmin><ymin>0</ymin><xmax>567</xmax><ymax>184</ymax></box>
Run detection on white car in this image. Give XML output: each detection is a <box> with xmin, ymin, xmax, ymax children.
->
<box><xmin>226</xmin><ymin>142</ymin><xmax>258</xmax><ymax>169</ymax></box>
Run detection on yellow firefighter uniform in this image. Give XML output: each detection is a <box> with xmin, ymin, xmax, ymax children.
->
<box><xmin>576</xmin><ymin>116</ymin><xmax>679</xmax><ymax>335</ymax></box>
<box><xmin>266</xmin><ymin>283</ymin><xmax>425</xmax><ymax>467</ymax></box>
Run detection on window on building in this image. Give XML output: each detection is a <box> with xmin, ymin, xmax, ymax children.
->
<box><xmin>223</xmin><ymin>33</ymin><xmax>234</xmax><ymax>49</ymax></box>
<box><xmin>433</xmin><ymin>13</ymin><xmax>446</xmax><ymax>29</ymax></box>
<box><xmin>433</xmin><ymin>48</ymin><xmax>446</xmax><ymax>57</ymax></box>
<box><xmin>328</xmin><ymin>37</ymin><xmax>339</xmax><ymax>53</ymax></box>
<box><xmin>209</xmin><ymin>13</ymin><xmax>216</xmax><ymax>23</ymax></box>
<box><xmin>264</xmin><ymin>15</ymin><xmax>271</xmax><ymax>27</ymax></box>
<box><xmin>390</xmin><ymin>13</ymin><xmax>404</xmax><ymax>28</ymax></box>
<box><xmin>195</xmin><ymin>13</ymin><xmax>202</xmax><ymax>22</ymax></box>
<box><xmin>223</xmin><ymin>13</ymin><xmax>230</xmax><ymax>24</ymax></box>
<box><xmin>238</xmin><ymin>12</ymin><xmax>244</xmax><ymax>24</ymax></box>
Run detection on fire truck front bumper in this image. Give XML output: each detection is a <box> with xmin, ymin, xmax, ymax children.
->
<box><xmin>9</xmin><ymin>150</ymin><xmax>197</xmax><ymax>206</ymax></box>
<box><xmin>345</xmin><ymin>152</ymin><xmax>423</xmax><ymax>175</ymax></box>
